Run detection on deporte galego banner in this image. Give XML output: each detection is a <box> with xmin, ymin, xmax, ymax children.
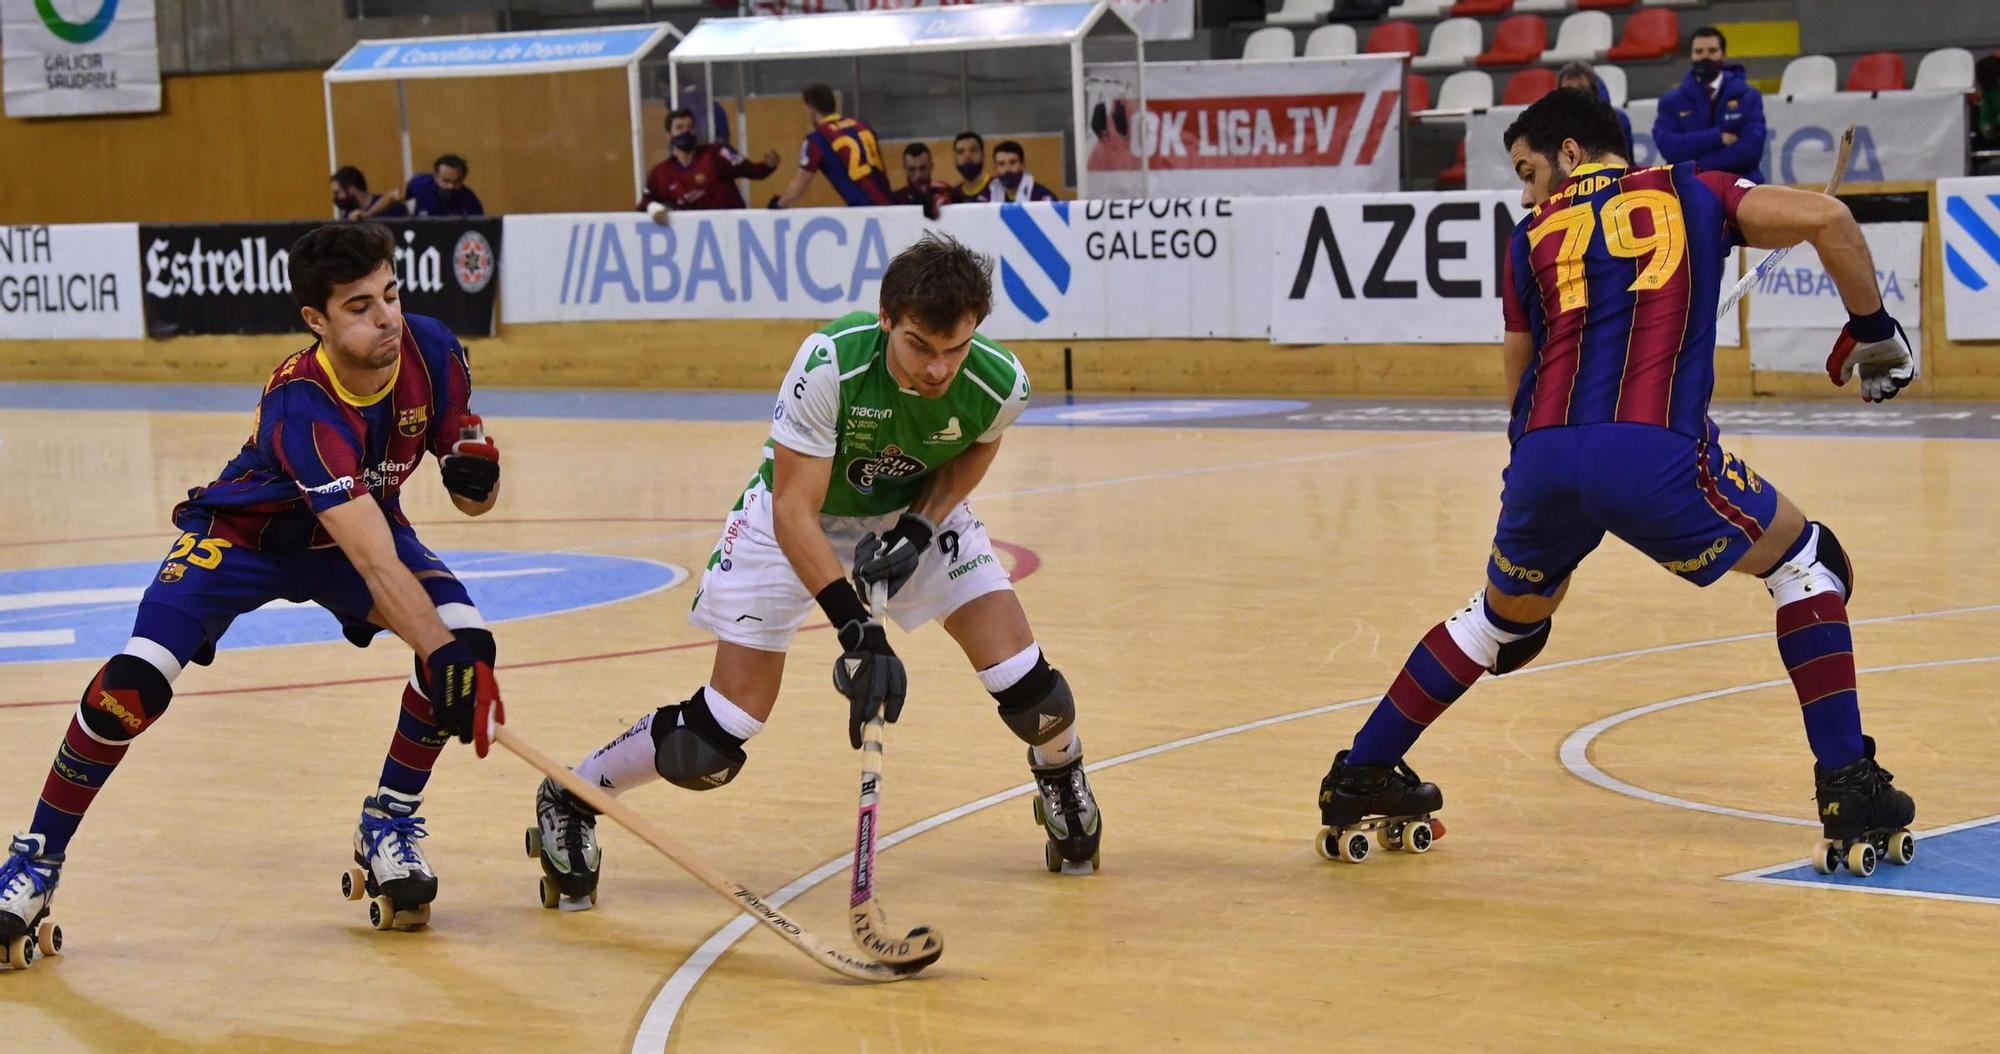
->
<box><xmin>141</xmin><ymin>219</ymin><xmax>500</xmax><ymax>337</ymax></box>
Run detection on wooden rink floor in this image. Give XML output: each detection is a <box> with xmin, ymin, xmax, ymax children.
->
<box><xmin>4</xmin><ymin>390</ymin><xmax>2000</xmax><ymax>1051</ymax></box>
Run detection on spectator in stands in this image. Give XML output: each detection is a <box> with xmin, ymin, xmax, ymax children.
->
<box><xmin>975</xmin><ymin>140</ymin><xmax>1061</xmax><ymax>203</ymax></box>
<box><xmin>1653</xmin><ymin>26</ymin><xmax>1766</xmax><ymax>183</ymax></box>
<box><xmin>1557</xmin><ymin>62</ymin><xmax>1633</xmax><ymax>162</ymax></box>
<box><xmin>330</xmin><ymin>166</ymin><xmax>403</xmax><ymax>221</ymax></box>
<box><xmin>364</xmin><ymin>154</ymin><xmax>485</xmax><ymax>218</ymax></box>
<box><xmin>769</xmin><ymin>83</ymin><xmax>895</xmax><ymax>208</ymax></box>
<box><xmin>1976</xmin><ymin>55</ymin><xmax>2000</xmax><ymax>155</ymax></box>
<box><xmin>892</xmin><ymin>142</ymin><xmax>951</xmax><ymax>219</ymax></box>
<box><xmin>639</xmin><ymin>107</ymin><xmax>780</xmax><ymax>221</ymax></box>
<box><xmin>950</xmin><ymin>131</ymin><xmax>990</xmax><ymax>202</ymax></box>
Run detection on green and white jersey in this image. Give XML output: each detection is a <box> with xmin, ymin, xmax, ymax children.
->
<box><xmin>757</xmin><ymin>311</ymin><xmax>1030</xmax><ymax>519</ymax></box>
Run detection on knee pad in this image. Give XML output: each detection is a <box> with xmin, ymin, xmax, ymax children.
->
<box><xmin>1445</xmin><ymin>593</ymin><xmax>1551</xmax><ymax>675</ymax></box>
<box><xmin>1764</xmin><ymin>522</ymin><xmax>1852</xmax><ymax>606</ymax></box>
<box><xmin>1490</xmin><ymin>619</ymin><xmax>1551</xmax><ymax>675</ymax></box>
<box><xmin>993</xmin><ymin>660</ymin><xmax>1076</xmax><ymax>747</ymax></box>
<box><xmin>652</xmin><ymin>694</ymin><xmax>746</xmax><ymax>792</ymax></box>
<box><xmin>80</xmin><ymin>654</ymin><xmax>173</xmax><ymax>742</ymax></box>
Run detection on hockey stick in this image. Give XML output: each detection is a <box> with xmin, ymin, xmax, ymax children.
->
<box><xmin>1715</xmin><ymin>125</ymin><xmax>1855</xmax><ymax>320</ymax></box>
<box><xmin>472</xmin><ymin>697</ymin><xmax>935</xmax><ymax>984</ymax></box>
<box><xmin>846</xmin><ymin>579</ymin><xmax>945</xmax><ymax>968</ymax></box>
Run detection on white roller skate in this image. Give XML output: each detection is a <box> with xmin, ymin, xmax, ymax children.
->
<box><xmin>340</xmin><ymin>788</ymin><xmax>437</xmax><ymax>931</ymax></box>
<box><xmin>0</xmin><ymin>832</ymin><xmax>63</xmax><ymax>970</ymax></box>
<box><xmin>527</xmin><ymin>777</ymin><xmax>601</xmax><ymax>911</ymax></box>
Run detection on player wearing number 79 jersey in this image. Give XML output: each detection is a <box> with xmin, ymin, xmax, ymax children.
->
<box><xmin>1313</xmin><ymin>89</ymin><xmax>1917</xmax><ymax>871</ymax></box>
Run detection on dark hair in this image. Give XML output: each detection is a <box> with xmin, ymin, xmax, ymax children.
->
<box><xmin>880</xmin><ymin>233</ymin><xmax>993</xmax><ymax>332</ymax></box>
<box><xmin>666</xmin><ymin>107</ymin><xmax>696</xmax><ymax>130</ymax></box>
<box><xmin>1555</xmin><ymin>61</ymin><xmax>1595</xmax><ymax>86</ymax></box>
<box><xmin>801</xmin><ymin>83</ymin><xmax>838</xmax><ymax>115</ymax></box>
<box><xmin>289</xmin><ymin>223</ymin><xmax>396</xmax><ymax>313</ymax></box>
<box><xmin>1691</xmin><ymin>25</ymin><xmax>1726</xmax><ymax>52</ymax></box>
<box><xmin>992</xmin><ymin>139</ymin><xmax>1025</xmax><ymax>162</ymax></box>
<box><xmin>434</xmin><ymin>153</ymin><xmax>468</xmax><ymax>175</ymax></box>
<box><xmin>903</xmin><ymin>141</ymin><xmax>931</xmax><ymax>159</ymax></box>
<box><xmin>331</xmin><ymin>165</ymin><xmax>368</xmax><ymax>192</ymax></box>
<box><xmin>1503</xmin><ymin>87</ymin><xmax>1628</xmax><ymax>162</ymax></box>
<box><xmin>953</xmin><ymin>130</ymin><xmax>984</xmax><ymax>151</ymax></box>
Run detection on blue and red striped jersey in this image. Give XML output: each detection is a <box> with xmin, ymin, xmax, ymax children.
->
<box><xmin>172</xmin><ymin>313</ymin><xmax>473</xmax><ymax>550</ymax></box>
<box><xmin>1502</xmin><ymin>162</ymin><xmax>1753</xmax><ymax>444</ymax></box>
<box><xmin>800</xmin><ymin>114</ymin><xmax>895</xmax><ymax>207</ymax></box>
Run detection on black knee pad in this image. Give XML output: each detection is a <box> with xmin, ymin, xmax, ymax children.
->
<box><xmin>80</xmin><ymin>654</ymin><xmax>173</xmax><ymax>742</ymax></box>
<box><xmin>993</xmin><ymin>658</ymin><xmax>1076</xmax><ymax>747</ymax></box>
<box><xmin>1811</xmin><ymin>521</ymin><xmax>1854</xmax><ymax>601</ymax></box>
<box><xmin>1490</xmin><ymin>618</ymin><xmax>1552</xmax><ymax>676</ymax></box>
<box><xmin>652</xmin><ymin>692</ymin><xmax>747</xmax><ymax>792</ymax></box>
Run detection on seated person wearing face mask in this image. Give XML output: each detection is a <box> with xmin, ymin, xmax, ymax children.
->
<box><xmin>1653</xmin><ymin>25</ymin><xmax>1766</xmax><ymax>183</ymax></box>
<box><xmin>956</xmin><ymin>139</ymin><xmax>1061</xmax><ymax>205</ymax></box>
<box><xmin>640</xmin><ymin>108</ymin><xmax>782</xmax><ymax>220</ymax></box>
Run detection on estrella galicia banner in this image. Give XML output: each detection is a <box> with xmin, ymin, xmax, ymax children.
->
<box><xmin>140</xmin><ymin>218</ymin><xmax>500</xmax><ymax>337</ymax></box>
<box><xmin>2</xmin><ymin>0</ymin><xmax>161</xmax><ymax>117</ymax></box>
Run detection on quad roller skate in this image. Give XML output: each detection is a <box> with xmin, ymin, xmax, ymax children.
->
<box><xmin>1811</xmin><ymin>736</ymin><xmax>1916</xmax><ymax>878</ymax></box>
<box><xmin>0</xmin><ymin>832</ymin><xmax>63</xmax><ymax>971</ymax></box>
<box><xmin>526</xmin><ymin>776</ymin><xmax>601</xmax><ymax>911</ymax></box>
<box><xmin>1316</xmin><ymin>750</ymin><xmax>1446</xmax><ymax>864</ymax></box>
<box><xmin>1030</xmin><ymin>744</ymin><xmax>1101</xmax><ymax>875</ymax></box>
<box><xmin>341</xmin><ymin>789</ymin><xmax>437</xmax><ymax>931</ymax></box>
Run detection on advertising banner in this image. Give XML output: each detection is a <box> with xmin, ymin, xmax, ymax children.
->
<box><xmin>1747</xmin><ymin>222</ymin><xmax>1923</xmax><ymax>374</ymax></box>
<box><xmin>141</xmin><ymin>219</ymin><xmax>499</xmax><ymax>337</ymax></box>
<box><xmin>2</xmin><ymin>0</ymin><xmax>160</xmax><ymax>117</ymax></box>
<box><xmin>740</xmin><ymin>0</ymin><xmax>1191</xmax><ymax>41</ymax></box>
<box><xmin>1939</xmin><ymin>176</ymin><xmax>2000</xmax><ymax>341</ymax></box>
<box><xmin>1084</xmin><ymin>55</ymin><xmax>1404</xmax><ymax>199</ymax></box>
<box><xmin>0</xmin><ymin>223</ymin><xmax>143</xmax><ymax>339</ymax></box>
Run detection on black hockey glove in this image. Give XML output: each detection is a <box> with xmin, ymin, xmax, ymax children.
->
<box><xmin>851</xmin><ymin>512</ymin><xmax>935</xmax><ymax>600</ymax></box>
<box><xmin>818</xmin><ymin>580</ymin><xmax>906</xmax><ymax>749</ymax></box>
<box><xmin>440</xmin><ymin>414</ymin><xmax>500</xmax><ymax>502</ymax></box>
<box><xmin>424</xmin><ymin>640</ymin><xmax>497</xmax><ymax>744</ymax></box>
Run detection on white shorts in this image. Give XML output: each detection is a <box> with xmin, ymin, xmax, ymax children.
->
<box><xmin>688</xmin><ymin>482</ymin><xmax>1015</xmax><ymax>652</ymax></box>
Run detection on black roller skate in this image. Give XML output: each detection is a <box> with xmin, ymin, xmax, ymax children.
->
<box><xmin>1030</xmin><ymin>742</ymin><xmax>1101</xmax><ymax>875</ymax></box>
<box><xmin>527</xmin><ymin>777</ymin><xmax>601</xmax><ymax>911</ymax></box>
<box><xmin>1812</xmin><ymin>736</ymin><xmax>1916</xmax><ymax>878</ymax></box>
<box><xmin>1316</xmin><ymin>750</ymin><xmax>1446</xmax><ymax>864</ymax></box>
<box><xmin>0</xmin><ymin>832</ymin><xmax>63</xmax><ymax>971</ymax></box>
<box><xmin>340</xmin><ymin>788</ymin><xmax>436</xmax><ymax>931</ymax></box>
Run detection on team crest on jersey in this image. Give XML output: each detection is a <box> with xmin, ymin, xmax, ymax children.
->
<box><xmin>846</xmin><ymin>445</ymin><xmax>926</xmax><ymax>493</ymax></box>
<box><xmin>398</xmin><ymin>405</ymin><xmax>428</xmax><ymax>437</ymax></box>
<box><xmin>695</xmin><ymin>172</ymin><xmax>708</xmax><ymax>185</ymax></box>
<box><xmin>158</xmin><ymin>562</ymin><xmax>186</xmax><ymax>584</ymax></box>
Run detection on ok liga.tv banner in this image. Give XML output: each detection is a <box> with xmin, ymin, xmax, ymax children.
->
<box><xmin>1083</xmin><ymin>55</ymin><xmax>1403</xmax><ymax>199</ymax></box>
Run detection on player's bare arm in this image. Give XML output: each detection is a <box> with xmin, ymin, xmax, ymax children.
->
<box><xmin>316</xmin><ymin>495</ymin><xmax>457</xmax><ymax>658</ymax></box>
<box><xmin>913</xmin><ymin>434</ymin><xmax>1000</xmax><ymax>523</ymax></box>
<box><xmin>769</xmin><ymin>441</ymin><xmax>846</xmax><ymax>592</ymax></box>
<box><xmin>772</xmin><ymin>165</ymin><xmax>815</xmax><ymax>209</ymax></box>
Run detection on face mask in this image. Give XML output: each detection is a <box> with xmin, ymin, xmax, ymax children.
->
<box><xmin>1692</xmin><ymin>59</ymin><xmax>1721</xmax><ymax>83</ymax></box>
<box><xmin>957</xmin><ymin>161</ymin><xmax>983</xmax><ymax>182</ymax></box>
<box><xmin>672</xmin><ymin>132</ymin><xmax>698</xmax><ymax>153</ymax></box>
<box><xmin>999</xmin><ymin>171</ymin><xmax>1023</xmax><ymax>190</ymax></box>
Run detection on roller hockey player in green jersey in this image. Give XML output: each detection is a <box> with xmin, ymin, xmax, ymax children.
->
<box><xmin>527</xmin><ymin>235</ymin><xmax>1101</xmax><ymax>910</ymax></box>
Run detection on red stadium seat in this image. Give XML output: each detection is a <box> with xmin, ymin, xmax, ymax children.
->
<box><xmin>1604</xmin><ymin>8</ymin><xmax>1677</xmax><ymax>60</ymax></box>
<box><xmin>1449</xmin><ymin>0</ymin><xmax>1512</xmax><ymax>15</ymax></box>
<box><xmin>1367</xmin><ymin>20</ymin><xmax>1422</xmax><ymax>54</ymax></box>
<box><xmin>1502</xmin><ymin>67</ymin><xmax>1559</xmax><ymax>104</ymax></box>
<box><xmin>1477</xmin><ymin>14</ymin><xmax>1548</xmax><ymax>66</ymax></box>
<box><xmin>1406</xmin><ymin>73</ymin><xmax>1434</xmax><ymax>115</ymax></box>
<box><xmin>1576</xmin><ymin>0</ymin><xmax>1636</xmax><ymax>8</ymax></box>
<box><xmin>1437</xmin><ymin>139</ymin><xmax>1468</xmax><ymax>189</ymax></box>
<box><xmin>1846</xmin><ymin>51</ymin><xmax>1907</xmax><ymax>92</ymax></box>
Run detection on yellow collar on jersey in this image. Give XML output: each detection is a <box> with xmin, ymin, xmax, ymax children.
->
<box><xmin>1566</xmin><ymin>162</ymin><xmax>1625</xmax><ymax>180</ymax></box>
<box><xmin>316</xmin><ymin>342</ymin><xmax>400</xmax><ymax>407</ymax></box>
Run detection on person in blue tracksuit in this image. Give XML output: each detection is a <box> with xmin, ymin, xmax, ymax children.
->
<box><xmin>1652</xmin><ymin>26</ymin><xmax>1767</xmax><ymax>183</ymax></box>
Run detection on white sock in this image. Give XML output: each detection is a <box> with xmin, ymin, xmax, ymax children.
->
<box><xmin>978</xmin><ymin>643</ymin><xmax>1042</xmax><ymax>694</ymax></box>
<box><xmin>573</xmin><ymin>711</ymin><xmax>661</xmax><ymax>796</ymax></box>
<box><xmin>1032</xmin><ymin>733</ymin><xmax>1081</xmax><ymax>768</ymax></box>
<box><xmin>699</xmin><ymin>685</ymin><xmax>765</xmax><ymax>741</ymax></box>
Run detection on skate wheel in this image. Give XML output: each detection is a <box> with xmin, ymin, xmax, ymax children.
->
<box><xmin>1043</xmin><ymin>841</ymin><xmax>1062</xmax><ymax>873</ymax></box>
<box><xmin>5</xmin><ymin>935</ymin><xmax>29</xmax><ymax>970</ymax></box>
<box><xmin>1315</xmin><ymin>828</ymin><xmax>1339</xmax><ymax>861</ymax></box>
<box><xmin>1813</xmin><ymin>839</ymin><xmax>1840</xmax><ymax>875</ymax></box>
<box><xmin>1338</xmin><ymin>829</ymin><xmax>1371</xmax><ymax>864</ymax></box>
<box><xmin>1886</xmin><ymin>830</ymin><xmax>1915</xmax><ymax>866</ymax></box>
<box><xmin>341</xmin><ymin>866</ymin><xmax>366</xmax><ymax>901</ymax></box>
<box><xmin>403</xmin><ymin>903</ymin><xmax>431</xmax><ymax>930</ymax></box>
<box><xmin>539</xmin><ymin>876</ymin><xmax>561</xmax><ymax>909</ymax></box>
<box><xmin>368</xmin><ymin>895</ymin><xmax>396</xmax><ymax>931</ymax></box>
<box><xmin>1376</xmin><ymin>825</ymin><xmax>1403</xmax><ymax>852</ymax></box>
<box><xmin>1031</xmin><ymin>797</ymin><xmax>1047</xmax><ymax>828</ymax></box>
<box><xmin>1404</xmin><ymin>820</ymin><xmax>1434</xmax><ymax>855</ymax></box>
<box><xmin>588</xmin><ymin>888</ymin><xmax>600</xmax><ymax>907</ymax></box>
<box><xmin>1846</xmin><ymin>840</ymin><xmax>1877</xmax><ymax>878</ymax></box>
<box><xmin>35</xmin><ymin>920</ymin><xmax>61</xmax><ymax>958</ymax></box>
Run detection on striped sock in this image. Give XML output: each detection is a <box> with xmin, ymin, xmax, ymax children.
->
<box><xmin>1777</xmin><ymin>593</ymin><xmax>1865</xmax><ymax>769</ymax></box>
<box><xmin>1348</xmin><ymin>622</ymin><xmax>1487</xmax><ymax>767</ymax></box>
<box><xmin>31</xmin><ymin>712</ymin><xmax>131</xmax><ymax>857</ymax></box>
<box><xmin>378</xmin><ymin>679</ymin><xmax>448</xmax><ymax>797</ymax></box>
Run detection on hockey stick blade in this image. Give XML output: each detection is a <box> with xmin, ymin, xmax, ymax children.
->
<box><xmin>1715</xmin><ymin>125</ymin><xmax>1855</xmax><ymax>320</ymax></box>
<box><xmin>473</xmin><ymin>698</ymin><xmax>934</xmax><ymax>983</ymax></box>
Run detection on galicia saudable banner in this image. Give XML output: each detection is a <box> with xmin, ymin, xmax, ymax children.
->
<box><xmin>140</xmin><ymin>219</ymin><xmax>500</xmax><ymax>337</ymax></box>
<box><xmin>2</xmin><ymin>0</ymin><xmax>161</xmax><ymax>117</ymax></box>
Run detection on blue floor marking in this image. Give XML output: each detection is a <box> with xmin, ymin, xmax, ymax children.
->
<box><xmin>1727</xmin><ymin>816</ymin><xmax>2000</xmax><ymax>905</ymax></box>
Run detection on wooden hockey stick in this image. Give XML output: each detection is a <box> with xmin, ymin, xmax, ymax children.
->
<box><xmin>846</xmin><ymin>579</ymin><xmax>945</xmax><ymax>968</ymax></box>
<box><xmin>1715</xmin><ymin>125</ymin><xmax>1855</xmax><ymax>320</ymax></box>
<box><xmin>472</xmin><ymin>697</ymin><xmax>935</xmax><ymax>983</ymax></box>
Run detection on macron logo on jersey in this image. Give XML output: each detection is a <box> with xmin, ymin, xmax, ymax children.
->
<box><xmin>928</xmin><ymin>417</ymin><xmax>962</xmax><ymax>442</ymax></box>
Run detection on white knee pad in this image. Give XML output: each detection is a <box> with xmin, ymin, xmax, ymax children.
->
<box><xmin>1764</xmin><ymin>524</ymin><xmax>1850</xmax><ymax>608</ymax></box>
<box><xmin>1442</xmin><ymin>592</ymin><xmax>1533</xmax><ymax>670</ymax></box>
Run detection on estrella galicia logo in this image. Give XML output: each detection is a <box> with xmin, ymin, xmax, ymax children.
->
<box><xmin>845</xmin><ymin>445</ymin><xmax>926</xmax><ymax>493</ymax></box>
<box><xmin>997</xmin><ymin>202</ymin><xmax>1071</xmax><ymax>323</ymax></box>
<box><xmin>37</xmin><ymin>0</ymin><xmax>119</xmax><ymax>44</ymax></box>
<box><xmin>1943</xmin><ymin>192</ymin><xmax>2000</xmax><ymax>293</ymax></box>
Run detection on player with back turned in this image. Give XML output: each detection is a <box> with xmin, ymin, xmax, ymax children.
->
<box><xmin>1312</xmin><ymin>89</ymin><xmax>1919</xmax><ymax>873</ymax></box>
<box><xmin>0</xmin><ymin>224</ymin><xmax>507</xmax><ymax>964</ymax></box>
<box><xmin>526</xmin><ymin>234</ymin><xmax>1102</xmax><ymax>910</ymax></box>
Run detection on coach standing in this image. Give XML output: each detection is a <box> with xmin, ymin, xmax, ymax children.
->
<box><xmin>1653</xmin><ymin>26</ymin><xmax>1766</xmax><ymax>183</ymax></box>
<box><xmin>640</xmin><ymin>108</ymin><xmax>780</xmax><ymax>219</ymax></box>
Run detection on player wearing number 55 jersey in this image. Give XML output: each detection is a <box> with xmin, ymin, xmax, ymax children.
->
<box><xmin>0</xmin><ymin>225</ymin><xmax>507</xmax><ymax>961</ymax></box>
<box><xmin>533</xmin><ymin>236</ymin><xmax>1100</xmax><ymax>910</ymax></box>
<box><xmin>1313</xmin><ymin>90</ymin><xmax>1917</xmax><ymax>872</ymax></box>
